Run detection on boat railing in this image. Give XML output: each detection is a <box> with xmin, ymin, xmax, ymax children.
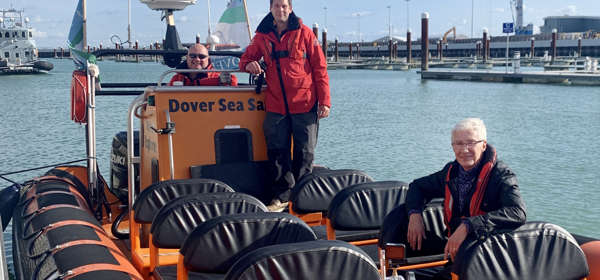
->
<box><xmin>156</xmin><ymin>68</ymin><xmax>244</xmax><ymax>86</ymax></box>
<box><xmin>0</xmin><ymin>216</ymin><xmax>8</xmax><ymax>280</ymax></box>
<box><xmin>127</xmin><ymin>94</ymin><xmax>145</xmax><ymax>213</ymax></box>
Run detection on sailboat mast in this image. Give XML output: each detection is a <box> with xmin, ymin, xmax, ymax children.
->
<box><xmin>242</xmin><ymin>0</ymin><xmax>252</xmax><ymax>41</ymax></box>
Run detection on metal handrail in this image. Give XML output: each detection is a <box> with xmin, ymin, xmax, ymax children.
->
<box><xmin>157</xmin><ymin>68</ymin><xmax>246</xmax><ymax>86</ymax></box>
<box><xmin>127</xmin><ymin>94</ymin><xmax>145</xmax><ymax>214</ymax></box>
<box><xmin>0</xmin><ymin>216</ymin><xmax>9</xmax><ymax>280</ymax></box>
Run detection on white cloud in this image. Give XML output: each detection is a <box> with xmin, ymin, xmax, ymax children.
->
<box><xmin>180</xmin><ymin>15</ymin><xmax>189</xmax><ymax>23</ymax></box>
<box><xmin>32</xmin><ymin>30</ymin><xmax>47</xmax><ymax>38</ymax></box>
<box><xmin>494</xmin><ymin>8</ymin><xmax>505</xmax><ymax>13</ymax></box>
<box><xmin>558</xmin><ymin>5</ymin><xmax>577</xmax><ymax>16</ymax></box>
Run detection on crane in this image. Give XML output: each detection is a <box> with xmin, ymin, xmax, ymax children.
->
<box><xmin>442</xmin><ymin>26</ymin><xmax>456</xmax><ymax>44</ymax></box>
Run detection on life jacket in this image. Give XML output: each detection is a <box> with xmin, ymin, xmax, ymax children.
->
<box><xmin>239</xmin><ymin>12</ymin><xmax>330</xmax><ymax>115</ymax></box>
<box><xmin>168</xmin><ymin>62</ymin><xmax>238</xmax><ymax>86</ymax></box>
<box><xmin>443</xmin><ymin>147</ymin><xmax>497</xmax><ymax>234</ymax></box>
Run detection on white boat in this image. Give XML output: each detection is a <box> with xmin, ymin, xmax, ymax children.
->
<box><xmin>0</xmin><ymin>8</ymin><xmax>53</xmax><ymax>74</ymax></box>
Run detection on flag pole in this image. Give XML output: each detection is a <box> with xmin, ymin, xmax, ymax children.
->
<box><xmin>82</xmin><ymin>0</ymin><xmax>99</xmax><ymax>215</ymax></box>
<box><xmin>242</xmin><ymin>0</ymin><xmax>252</xmax><ymax>41</ymax></box>
<box><xmin>82</xmin><ymin>0</ymin><xmax>87</xmax><ymax>49</ymax></box>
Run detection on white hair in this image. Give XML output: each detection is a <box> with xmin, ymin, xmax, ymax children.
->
<box><xmin>452</xmin><ymin>118</ymin><xmax>487</xmax><ymax>141</ymax></box>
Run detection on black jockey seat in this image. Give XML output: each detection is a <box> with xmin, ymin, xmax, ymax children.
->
<box><xmin>452</xmin><ymin>221</ymin><xmax>590</xmax><ymax>280</ymax></box>
<box><xmin>133</xmin><ymin>178</ymin><xmax>234</xmax><ymax>224</ymax></box>
<box><xmin>128</xmin><ymin>178</ymin><xmax>234</xmax><ymax>276</ymax></box>
<box><xmin>316</xmin><ymin>181</ymin><xmax>408</xmax><ymax>247</ymax></box>
<box><xmin>378</xmin><ymin>199</ymin><xmax>448</xmax><ymax>276</ymax></box>
<box><xmin>288</xmin><ymin>168</ymin><xmax>373</xmax><ymax>226</ymax></box>
<box><xmin>147</xmin><ymin>192</ymin><xmax>268</xmax><ymax>274</ymax></box>
<box><xmin>223</xmin><ymin>240</ymin><xmax>381</xmax><ymax>280</ymax></box>
<box><xmin>153</xmin><ymin>212</ymin><xmax>317</xmax><ymax>280</ymax></box>
<box><xmin>190</xmin><ymin>161</ymin><xmax>272</xmax><ymax>203</ymax></box>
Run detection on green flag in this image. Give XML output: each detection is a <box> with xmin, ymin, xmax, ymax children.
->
<box><xmin>67</xmin><ymin>0</ymin><xmax>96</xmax><ymax>69</ymax></box>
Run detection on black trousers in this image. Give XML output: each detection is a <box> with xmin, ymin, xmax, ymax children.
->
<box><xmin>263</xmin><ymin>109</ymin><xmax>318</xmax><ymax>202</ymax></box>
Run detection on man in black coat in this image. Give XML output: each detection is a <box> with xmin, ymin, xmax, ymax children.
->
<box><xmin>406</xmin><ymin>118</ymin><xmax>526</xmax><ymax>262</ymax></box>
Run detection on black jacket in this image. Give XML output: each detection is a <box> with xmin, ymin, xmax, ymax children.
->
<box><xmin>405</xmin><ymin>144</ymin><xmax>527</xmax><ymax>240</ymax></box>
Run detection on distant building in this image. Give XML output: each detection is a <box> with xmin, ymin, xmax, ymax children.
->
<box><xmin>516</xmin><ymin>23</ymin><xmax>534</xmax><ymax>35</ymax></box>
<box><xmin>373</xmin><ymin>35</ymin><xmax>406</xmax><ymax>43</ymax></box>
<box><xmin>540</xmin><ymin>16</ymin><xmax>600</xmax><ymax>33</ymax></box>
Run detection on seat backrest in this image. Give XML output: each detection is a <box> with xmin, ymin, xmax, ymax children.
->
<box><xmin>379</xmin><ymin>198</ymin><xmax>446</xmax><ymax>248</ymax></box>
<box><xmin>327</xmin><ymin>181</ymin><xmax>408</xmax><ymax>230</ymax></box>
<box><xmin>181</xmin><ymin>212</ymin><xmax>317</xmax><ymax>273</ymax></box>
<box><xmin>132</xmin><ymin>178</ymin><xmax>234</xmax><ymax>223</ymax></box>
<box><xmin>452</xmin><ymin>221</ymin><xmax>589</xmax><ymax>280</ymax></box>
<box><xmin>289</xmin><ymin>169</ymin><xmax>373</xmax><ymax>213</ymax></box>
<box><xmin>223</xmin><ymin>240</ymin><xmax>380</xmax><ymax>280</ymax></box>
<box><xmin>150</xmin><ymin>192</ymin><xmax>267</xmax><ymax>249</ymax></box>
<box><xmin>190</xmin><ymin>161</ymin><xmax>271</xmax><ymax>203</ymax></box>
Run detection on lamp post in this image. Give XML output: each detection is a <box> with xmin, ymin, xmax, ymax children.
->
<box><xmin>387</xmin><ymin>5</ymin><xmax>392</xmax><ymax>41</ymax></box>
<box><xmin>358</xmin><ymin>13</ymin><xmax>361</xmax><ymax>42</ymax></box>
<box><xmin>405</xmin><ymin>0</ymin><xmax>410</xmax><ymax>32</ymax></box>
<box><xmin>471</xmin><ymin>0</ymin><xmax>474</xmax><ymax>38</ymax></box>
<box><xmin>324</xmin><ymin>5</ymin><xmax>328</xmax><ymax>29</ymax></box>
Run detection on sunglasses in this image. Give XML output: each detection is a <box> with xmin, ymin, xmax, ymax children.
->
<box><xmin>188</xmin><ymin>53</ymin><xmax>208</xmax><ymax>59</ymax></box>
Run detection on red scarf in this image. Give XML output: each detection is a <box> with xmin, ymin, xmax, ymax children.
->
<box><xmin>443</xmin><ymin>148</ymin><xmax>496</xmax><ymax>234</ymax></box>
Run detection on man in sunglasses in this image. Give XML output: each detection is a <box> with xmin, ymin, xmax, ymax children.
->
<box><xmin>400</xmin><ymin>118</ymin><xmax>526</xmax><ymax>273</ymax></box>
<box><xmin>169</xmin><ymin>43</ymin><xmax>237</xmax><ymax>86</ymax></box>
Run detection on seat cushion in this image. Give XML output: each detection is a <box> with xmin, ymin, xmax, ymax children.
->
<box><xmin>290</xmin><ymin>168</ymin><xmax>373</xmax><ymax>213</ymax></box>
<box><xmin>453</xmin><ymin>221</ymin><xmax>589</xmax><ymax>280</ymax></box>
<box><xmin>223</xmin><ymin>240</ymin><xmax>380</xmax><ymax>280</ymax></box>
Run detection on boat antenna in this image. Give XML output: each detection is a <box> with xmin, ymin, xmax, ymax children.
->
<box><xmin>207</xmin><ymin>0</ymin><xmax>212</xmax><ymax>38</ymax></box>
<box><xmin>243</xmin><ymin>0</ymin><xmax>252</xmax><ymax>41</ymax></box>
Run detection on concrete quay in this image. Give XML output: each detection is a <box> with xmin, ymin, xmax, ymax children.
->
<box><xmin>421</xmin><ymin>69</ymin><xmax>600</xmax><ymax>86</ymax></box>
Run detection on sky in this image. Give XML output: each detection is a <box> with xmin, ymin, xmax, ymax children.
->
<box><xmin>5</xmin><ymin>0</ymin><xmax>600</xmax><ymax>48</ymax></box>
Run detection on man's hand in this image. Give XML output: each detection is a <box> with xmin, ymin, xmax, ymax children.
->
<box><xmin>219</xmin><ymin>72</ymin><xmax>232</xmax><ymax>85</ymax></box>
<box><xmin>317</xmin><ymin>105</ymin><xmax>330</xmax><ymax>119</ymax></box>
<box><xmin>407</xmin><ymin>213</ymin><xmax>426</xmax><ymax>251</ymax></box>
<box><xmin>444</xmin><ymin>223</ymin><xmax>469</xmax><ymax>262</ymax></box>
<box><xmin>245</xmin><ymin>61</ymin><xmax>263</xmax><ymax>75</ymax></box>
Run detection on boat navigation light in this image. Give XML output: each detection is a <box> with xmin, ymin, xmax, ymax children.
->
<box><xmin>139</xmin><ymin>0</ymin><xmax>197</xmax><ymax>11</ymax></box>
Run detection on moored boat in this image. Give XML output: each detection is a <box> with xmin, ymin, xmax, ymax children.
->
<box><xmin>1</xmin><ymin>1</ymin><xmax>600</xmax><ymax>280</ymax></box>
<box><xmin>0</xmin><ymin>8</ymin><xmax>54</xmax><ymax>74</ymax></box>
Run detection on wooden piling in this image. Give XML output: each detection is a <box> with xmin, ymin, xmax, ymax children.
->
<box><xmin>578</xmin><ymin>37</ymin><xmax>582</xmax><ymax>58</ymax></box>
<box><xmin>389</xmin><ymin>39</ymin><xmax>393</xmax><ymax>62</ymax></box>
<box><xmin>322</xmin><ymin>28</ymin><xmax>328</xmax><ymax>58</ymax></box>
<box><xmin>349</xmin><ymin>42</ymin><xmax>353</xmax><ymax>60</ymax></box>
<box><xmin>421</xmin><ymin>12</ymin><xmax>429</xmax><ymax>71</ymax></box>
<box><xmin>551</xmin><ymin>29</ymin><xmax>557</xmax><ymax>64</ymax></box>
<box><xmin>530</xmin><ymin>37</ymin><xmax>535</xmax><ymax>58</ymax></box>
<box><xmin>407</xmin><ymin>29</ymin><xmax>412</xmax><ymax>64</ymax></box>
<box><xmin>312</xmin><ymin>23</ymin><xmax>319</xmax><ymax>40</ymax></box>
<box><xmin>334</xmin><ymin>38</ymin><xmax>339</xmax><ymax>62</ymax></box>
<box><xmin>483</xmin><ymin>28</ymin><xmax>488</xmax><ymax>63</ymax></box>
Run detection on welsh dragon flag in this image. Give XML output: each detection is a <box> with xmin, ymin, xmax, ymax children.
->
<box><xmin>213</xmin><ymin>0</ymin><xmax>251</xmax><ymax>49</ymax></box>
<box><xmin>67</xmin><ymin>0</ymin><xmax>96</xmax><ymax>69</ymax></box>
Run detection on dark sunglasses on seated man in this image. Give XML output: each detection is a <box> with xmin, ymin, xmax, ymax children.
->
<box><xmin>188</xmin><ymin>53</ymin><xmax>208</xmax><ymax>59</ymax></box>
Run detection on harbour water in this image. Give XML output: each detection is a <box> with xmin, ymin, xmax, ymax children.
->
<box><xmin>1</xmin><ymin>59</ymin><xmax>599</xmax><ymax>272</ymax></box>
